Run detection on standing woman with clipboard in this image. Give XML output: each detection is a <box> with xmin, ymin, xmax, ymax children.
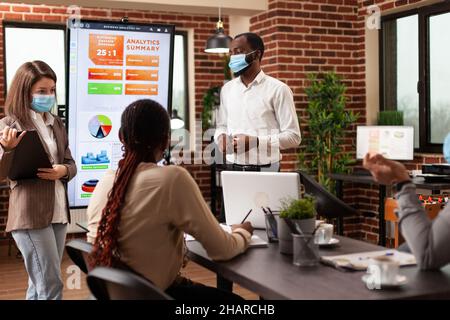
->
<box><xmin>0</xmin><ymin>61</ymin><xmax>77</xmax><ymax>300</ymax></box>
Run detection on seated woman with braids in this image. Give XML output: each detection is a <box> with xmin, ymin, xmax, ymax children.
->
<box><xmin>86</xmin><ymin>99</ymin><xmax>253</xmax><ymax>300</ymax></box>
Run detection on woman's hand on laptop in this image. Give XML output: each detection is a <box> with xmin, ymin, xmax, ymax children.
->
<box><xmin>231</xmin><ymin>221</ymin><xmax>254</xmax><ymax>235</ymax></box>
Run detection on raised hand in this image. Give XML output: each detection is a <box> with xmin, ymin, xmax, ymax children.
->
<box><xmin>0</xmin><ymin>127</ymin><xmax>26</xmax><ymax>151</ymax></box>
<box><xmin>363</xmin><ymin>153</ymin><xmax>410</xmax><ymax>185</ymax></box>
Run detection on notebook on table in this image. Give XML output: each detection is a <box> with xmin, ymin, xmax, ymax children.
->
<box><xmin>184</xmin><ymin>224</ymin><xmax>268</xmax><ymax>248</ymax></box>
<box><xmin>321</xmin><ymin>250</ymin><xmax>417</xmax><ymax>271</ymax></box>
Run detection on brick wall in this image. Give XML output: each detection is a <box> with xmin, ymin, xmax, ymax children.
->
<box><xmin>249</xmin><ymin>0</ymin><xmax>444</xmax><ymax>245</ymax></box>
<box><xmin>0</xmin><ymin>0</ymin><xmax>443</xmax><ymax>245</ymax></box>
<box><xmin>353</xmin><ymin>0</ymin><xmax>444</xmax><ymax>244</ymax></box>
<box><xmin>250</xmin><ymin>0</ymin><xmax>366</xmax><ymax>174</ymax></box>
<box><xmin>0</xmin><ymin>2</ymin><xmax>228</xmax><ymax>239</ymax></box>
<box><xmin>249</xmin><ymin>0</ymin><xmax>366</xmax><ymax>241</ymax></box>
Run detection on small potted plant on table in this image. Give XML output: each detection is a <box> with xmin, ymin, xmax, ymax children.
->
<box><xmin>278</xmin><ymin>196</ymin><xmax>316</xmax><ymax>254</ymax></box>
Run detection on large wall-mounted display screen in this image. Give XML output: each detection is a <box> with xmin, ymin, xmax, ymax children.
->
<box><xmin>67</xmin><ymin>20</ymin><xmax>174</xmax><ymax>207</ymax></box>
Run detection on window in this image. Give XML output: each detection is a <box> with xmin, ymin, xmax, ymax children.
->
<box><xmin>171</xmin><ymin>31</ymin><xmax>190</xmax><ymax>146</ymax></box>
<box><xmin>3</xmin><ymin>22</ymin><xmax>66</xmax><ymax>119</ymax></box>
<box><xmin>380</xmin><ymin>2</ymin><xmax>450</xmax><ymax>152</ymax></box>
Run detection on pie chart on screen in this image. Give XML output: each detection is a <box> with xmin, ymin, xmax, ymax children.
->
<box><xmin>88</xmin><ymin>115</ymin><xmax>112</xmax><ymax>139</ymax></box>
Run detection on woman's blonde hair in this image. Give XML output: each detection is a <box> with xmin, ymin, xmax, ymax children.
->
<box><xmin>5</xmin><ymin>60</ymin><xmax>57</xmax><ymax>128</ymax></box>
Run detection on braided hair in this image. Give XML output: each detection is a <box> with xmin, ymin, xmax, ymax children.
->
<box><xmin>90</xmin><ymin>99</ymin><xmax>170</xmax><ymax>267</ymax></box>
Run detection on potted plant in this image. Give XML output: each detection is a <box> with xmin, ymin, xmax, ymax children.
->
<box><xmin>377</xmin><ymin>110</ymin><xmax>404</xmax><ymax>125</ymax></box>
<box><xmin>299</xmin><ymin>72</ymin><xmax>359</xmax><ymax>192</ymax></box>
<box><xmin>278</xmin><ymin>196</ymin><xmax>316</xmax><ymax>254</ymax></box>
<box><xmin>201</xmin><ymin>55</ymin><xmax>232</xmax><ymax>132</ymax></box>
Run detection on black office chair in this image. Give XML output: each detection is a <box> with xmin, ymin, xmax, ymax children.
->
<box><xmin>298</xmin><ymin>171</ymin><xmax>360</xmax><ymax>218</ymax></box>
<box><xmin>87</xmin><ymin>266</ymin><xmax>174</xmax><ymax>300</ymax></box>
<box><xmin>65</xmin><ymin>239</ymin><xmax>94</xmax><ymax>274</ymax></box>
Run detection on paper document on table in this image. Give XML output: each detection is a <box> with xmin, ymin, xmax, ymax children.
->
<box><xmin>220</xmin><ymin>224</ymin><xmax>268</xmax><ymax>248</ymax></box>
<box><xmin>321</xmin><ymin>250</ymin><xmax>417</xmax><ymax>271</ymax></box>
<box><xmin>184</xmin><ymin>225</ymin><xmax>268</xmax><ymax>248</ymax></box>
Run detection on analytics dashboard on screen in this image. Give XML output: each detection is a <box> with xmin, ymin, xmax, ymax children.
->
<box><xmin>67</xmin><ymin>20</ymin><xmax>174</xmax><ymax>207</ymax></box>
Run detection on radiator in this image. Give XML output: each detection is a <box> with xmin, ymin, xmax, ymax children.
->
<box><xmin>67</xmin><ymin>208</ymin><xmax>87</xmax><ymax>234</ymax></box>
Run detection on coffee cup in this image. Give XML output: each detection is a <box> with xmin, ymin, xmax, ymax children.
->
<box><xmin>315</xmin><ymin>223</ymin><xmax>333</xmax><ymax>244</ymax></box>
<box><xmin>368</xmin><ymin>256</ymin><xmax>399</xmax><ymax>285</ymax></box>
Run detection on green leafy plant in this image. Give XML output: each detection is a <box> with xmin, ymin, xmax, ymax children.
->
<box><xmin>201</xmin><ymin>56</ymin><xmax>231</xmax><ymax>132</ymax></box>
<box><xmin>279</xmin><ymin>196</ymin><xmax>316</xmax><ymax>220</ymax></box>
<box><xmin>202</xmin><ymin>86</ymin><xmax>220</xmax><ymax>131</ymax></box>
<box><xmin>377</xmin><ymin>110</ymin><xmax>404</xmax><ymax>125</ymax></box>
<box><xmin>300</xmin><ymin>72</ymin><xmax>359</xmax><ymax>191</ymax></box>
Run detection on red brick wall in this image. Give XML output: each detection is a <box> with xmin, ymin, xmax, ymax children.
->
<box><xmin>0</xmin><ymin>0</ymin><xmax>443</xmax><ymax>245</ymax></box>
<box><xmin>250</xmin><ymin>0</ymin><xmax>366</xmax><ymax>173</ymax></box>
<box><xmin>352</xmin><ymin>0</ymin><xmax>445</xmax><ymax>244</ymax></box>
<box><xmin>249</xmin><ymin>0</ymin><xmax>366</xmax><ymax>241</ymax></box>
<box><xmin>249</xmin><ymin>0</ymin><xmax>444</xmax><ymax>245</ymax></box>
<box><xmin>0</xmin><ymin>2</ymin><xmax>228</xmax><ymax>239</ymax></box>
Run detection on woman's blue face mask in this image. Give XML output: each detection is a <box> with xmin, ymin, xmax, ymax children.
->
<box><xmin>228</xmin><ymin>50</ymin><xmax>257</xmax><ymax>74</ymax></box>
<box><xmin>443</xmin><ymin>132</ymin><xmax>450</xmax><ymax>163</ymax></box>
<box><xmin>31</xmin><ymin>94</ymin><xmax>56</xmax><ymax>113</ymax></box>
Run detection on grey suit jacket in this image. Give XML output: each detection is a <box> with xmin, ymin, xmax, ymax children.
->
<box><xmin>0</xmin><ymin>115</ymin><xmax>77</xmax><ymax>232</ymax></box>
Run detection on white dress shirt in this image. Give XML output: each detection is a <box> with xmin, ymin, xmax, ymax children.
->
<box><xmin>30</xmin><ymin>110</ymin><xmax>68</xmax><ymax>224</ymax></box>
<box><xmin>214</xmin><ymin>71</ymin><xmax>301</xmax><ymax>165</ymax></box>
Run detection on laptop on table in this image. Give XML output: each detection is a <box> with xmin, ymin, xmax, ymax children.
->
<box><xmin>221</xmin><ymin>171</ymin><xmax>301</xmax><ymax>229</ymax></box>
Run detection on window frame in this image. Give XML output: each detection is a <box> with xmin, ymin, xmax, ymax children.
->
<box><xmin>2</xmin><ymin>21</ymin><xmax>67</xmax><ymax>119</ymax></box>
<box><xmin>173</xmin><ymin>30</ymin><xmax>190</xmax><ymax>131</ymax></box>
<box><xmin>379</xmin><ymin>1</ymin><xmax>450</xmax><ymax>153</ymax></box>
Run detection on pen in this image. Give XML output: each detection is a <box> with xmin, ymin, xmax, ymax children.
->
<box><xmin>241</xmin><ymin>209</ymin><xmax>252</xmax><ymax>224</ymax></box>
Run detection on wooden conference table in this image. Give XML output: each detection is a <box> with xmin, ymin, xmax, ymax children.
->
<box><xmin>186</xmin><ymin>231</ymin><xmax>450</xmax><ymax>300</ymax></box>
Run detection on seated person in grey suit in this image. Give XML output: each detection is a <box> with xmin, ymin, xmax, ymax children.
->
<box><xmin>363</xmin><ymin>152</ymin><xmax>450</xmax><ymax>270</ymax></box>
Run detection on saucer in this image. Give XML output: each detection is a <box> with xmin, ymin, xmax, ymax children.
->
<box><xmin>317</xmin><ymin>238</ymin><xmax>340</xmax><ymax>247</ymax></box>
<box><xmin>362</xmin><ymin>274</ymin><xmax>408</xmax><ymax>289</ymax></box>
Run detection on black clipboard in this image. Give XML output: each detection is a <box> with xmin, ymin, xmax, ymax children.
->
<box><xmin>8</xmin><ymin>130</ymin><xmax>53</xmax><ymax>180</ymax></box>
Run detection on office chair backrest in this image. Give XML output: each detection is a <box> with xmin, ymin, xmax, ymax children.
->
<box><xmin>298</xmin><ymin>171</ymin><xmax>359</xmax><ymax>218</ymax></box>
<box><xmin>87</xmin><ymin>267</ymin><xmax>174</xmax><ymax>300</ymax></box>
<box><xmin>65</xmin><ymin>239</ymin><xmax>94</xmax><ymax>274</ymax></box>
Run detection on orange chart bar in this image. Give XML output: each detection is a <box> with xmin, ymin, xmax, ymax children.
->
<box><xmin>88</xmin><ymin>68</ymin><xmax>123</xmax><ymax>80</ymax></box>
<box><xmin>126</xmin><ymin>54</ymin><xmax>159</xmax><ymax>67</ymax></box>
<box><xmin>125</xmin><ymin>84</ymin><xmax>158</xmax><ymax>95</ymax></box>
<box><xmin>125</xmin><ymin>69</ymin><xmax>158</xmax><ymax>81</ymax></box>
<box><xmin>89</xmin><ymin>34</ymin><xmax>124</xmax><ymax>66</ymax></box>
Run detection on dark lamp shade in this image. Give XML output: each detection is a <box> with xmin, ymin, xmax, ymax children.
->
<box><xmin>204</xmin><ymin>29</ymin><xmax>232</xmax><ymax>53</ymax></box>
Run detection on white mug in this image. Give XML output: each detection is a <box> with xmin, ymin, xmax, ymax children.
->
<box><xmin>368</xmin><ymin>256</ymin><xmax>399</xmax><ymax>285</ymax></box>
<box><xmin>315</xmin><ymin>223</ymin><xmax>333</xmax><ymax>244</ymax></box>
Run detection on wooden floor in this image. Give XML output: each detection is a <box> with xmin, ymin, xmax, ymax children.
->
<box><xmin>0</xmin><ymin>245</ymin><xmax>258</xmax><ymax>300</ymax></box>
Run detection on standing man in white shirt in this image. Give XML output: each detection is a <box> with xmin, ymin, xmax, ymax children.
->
<box><xmin>214</xmin><ymin>32</ymin><xmax>301</xmax><ymax>172</ymax></box>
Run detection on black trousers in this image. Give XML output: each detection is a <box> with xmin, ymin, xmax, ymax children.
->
<box><xmin>165</xmin><ymin>278</ymin><xmax>243</xmax><ymax>301</ymax></box>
